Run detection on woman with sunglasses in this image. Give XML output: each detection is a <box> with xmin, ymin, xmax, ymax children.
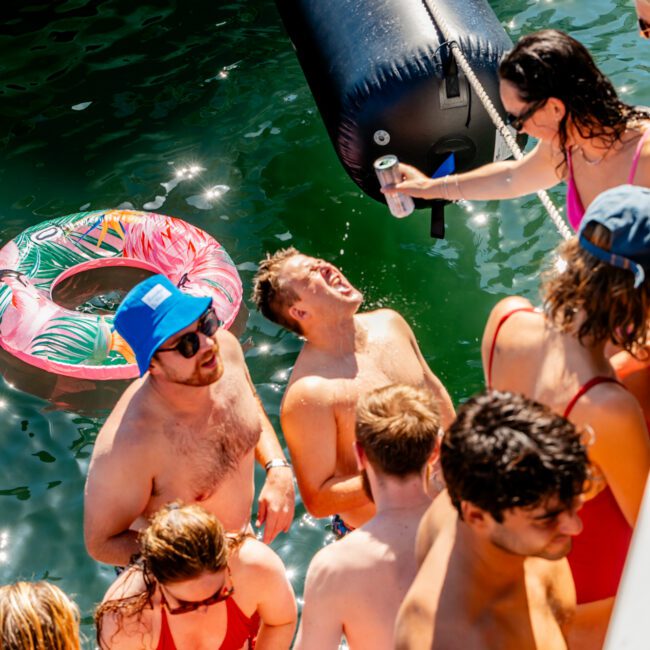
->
<box><xmin>95</xmin><ymin>502</ymin><xmax>297</xmax><ymax>650</ymax></box>
<box><xmin>384</xmin><ymin>29</ymin><xmax>650</xmax><ymax>231</ymax></box>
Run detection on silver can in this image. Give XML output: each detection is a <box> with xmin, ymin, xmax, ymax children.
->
<box><xmin>373</xmin><ymin>154</ymin><xmax>415</xmax><ymax>218</ymax></box>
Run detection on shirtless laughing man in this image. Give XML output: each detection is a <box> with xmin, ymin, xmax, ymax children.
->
<box><xmin>395</xmin><ymin>391</ymin><xmax>587</xmax><ymax>650</ymax></box>
<box><xmin>84</xmin><ymin>275</ymin><xmax>295</xmax><ymax>566</ymax></box>
<box><xmin>252</xmin><ymin>248</ymin><xmax>455</xmax><ymax>534</ymax></box>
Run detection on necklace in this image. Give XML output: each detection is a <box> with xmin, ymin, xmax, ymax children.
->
<box><xmin>576</xmin><ymin>145</ymin><xmax>609</xmax><ymax>166</ymax></box>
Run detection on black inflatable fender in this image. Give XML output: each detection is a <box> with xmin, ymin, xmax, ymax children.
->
<box><xmin>275</xmin><ymin>0</ymin><xmax>525</xmax><ymax>207</ymax></box>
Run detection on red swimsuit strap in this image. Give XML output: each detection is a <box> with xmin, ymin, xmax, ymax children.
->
<box><xmin>563</xmin><ymin>376</ymin><xmax>624</xmax><ymax>418</ymax></box>
<box><xmin>486</xmin><ymin>307</ymin><xmax>536</xmax><ymax>388</ymax></box>
<box><xmin>220</xmin><ymin>598</ymin><xmax>261</xmax><ymax>650</ymax></box>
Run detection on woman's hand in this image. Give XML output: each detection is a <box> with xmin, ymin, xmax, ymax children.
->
<box><xmin>381</xmin><ymin>163</ymin><xmax>440</xmax><ymax>199</ymax></box>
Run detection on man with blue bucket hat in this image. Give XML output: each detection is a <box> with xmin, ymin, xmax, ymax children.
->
<box><xmin>84</xmin><ymin>274</ymin><xmax>295</xmax><ymax>566</ymax></box>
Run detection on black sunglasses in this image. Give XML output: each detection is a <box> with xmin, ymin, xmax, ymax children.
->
<box><xmin>162</xmin><ymin>582</ymin><xmax>234</xmax><ymax>616</ymax></box>
<box><xmin>506</xmin><ymin>99</ymin><xmax>546</xmax><ymax>132</ymax></box>
<box><xmin>157</xmin><ymin>308</ymin><xmax>222</xmax><ymax>359</ymax></box>
<box><xmin>640</xmin><ymin>17</ymin><xmax>650</xmax><ymax>39</ymax></box>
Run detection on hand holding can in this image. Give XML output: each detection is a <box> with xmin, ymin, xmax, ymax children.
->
<box><xmin>374</xmin><ymin>155</ymin><xmax>415</xmax><ymax>218</ymax></box>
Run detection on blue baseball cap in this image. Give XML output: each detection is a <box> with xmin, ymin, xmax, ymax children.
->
<box><xmin>578</xmin><ymin>184</ymin><xmax>650</xmax><ymax>289</ymax></box>
<box><xmin>114</xmin><ymin>274</ymin><xmax>211</xmax><ymax>376</ymax></box>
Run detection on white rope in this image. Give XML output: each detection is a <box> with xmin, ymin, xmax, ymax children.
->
<box><xmin>425</xmin><ymin>2</ymin><xmax>573</xmax><ymax>240</ymax></box>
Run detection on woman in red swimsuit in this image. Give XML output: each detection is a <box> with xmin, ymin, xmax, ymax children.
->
<box><xmin>383</xmin><ymin>29</ymin><xmax>650</xmax><ymax>231</ymax></box>
<box><xmin>95</xmin><ymin>503</ymin><xmax>297</xmax><ymax>650</ymax></box>
<box><xmin>481</xmin><ymin>185</ymin><xmax>650</xmax><ymax>650</ymax></box>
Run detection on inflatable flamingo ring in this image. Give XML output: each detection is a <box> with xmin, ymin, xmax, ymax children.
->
<box><xmin>0</xmin><ymin>210</ymin><xmax>242</xmax><ymax>379</ymax></box>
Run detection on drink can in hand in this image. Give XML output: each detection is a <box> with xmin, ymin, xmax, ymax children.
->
<box><xmin>374</xmin><ymin>155</ymin><xmax>415</xmax><ymax>218</ymax></box>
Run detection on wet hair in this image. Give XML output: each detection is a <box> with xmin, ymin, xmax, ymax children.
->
<box><xmin>543</xmin><ymin>223</ymin><xmax>650</xmax><ymax>354</ymax></box>
<box><xmin>442</xmin><ymin>391</ymin><xmax>588</xmax><ymax>523</ymax></box>
<box><xmin>355</xmin><ymin>384</ymin><xmax>440</xmax><ymax>478</ymax></box>
<box><xmin>95</xmin><ymin>502</ymin><xmax>235</xmax><ymax>648</ymax></box>
<box><xmin>0</xmin><ymin>581</ymin><xmax>81</xmax><ymax>650</ymax></box>
<box><xmin>499</xmin><ymin>29</ymin><xmax>649</xmax><ymax>171</ymax></box>
<box><xmin>251</xmin><ymin>247</ymin><xmax>303</xmax><ymax>334</ymax></box>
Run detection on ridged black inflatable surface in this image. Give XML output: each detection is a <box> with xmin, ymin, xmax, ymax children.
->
<box><xmin>275</xmin><ymin>0</ymin><xmax>524</xmax><ymax>204</ymax></box>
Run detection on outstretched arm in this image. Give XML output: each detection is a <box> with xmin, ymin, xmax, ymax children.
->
<box><xmin>383</xmin><ymin>140</ymin><xmax>561</xmax><ymax>202</ymax></box>
<box><xmin>281</xmin><ymin>378</ymin><xmax>370</xmax><ymax>518</ymax></box>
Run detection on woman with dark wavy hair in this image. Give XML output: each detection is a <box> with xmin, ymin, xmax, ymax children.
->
<box><xmin>384</xmin><ymin>29</ymin><xmax>650</xmax><ymax>230</ymax></box>
<box><xmin>95</xmin><ymin>502</ymin><xmax>296</xmax><ymax>650</ymax></box>
<box><xmin>481</xmin><ymin>184</ymin><xmax>650</xmax><ymax>649</ymax></box>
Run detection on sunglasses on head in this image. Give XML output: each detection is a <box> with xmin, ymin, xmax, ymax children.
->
<box><xmin>162</xmin><ymin>581</ymin><xmax>234</xmax><ymax>616</ymax></box>
<box><xmin>640</xmin><ymin>17</ymin><xmax>650</xmax><ymax>39</ymax></box>
<box><xmin>506</xmin><ymin>99</ymin><xmax>546</xmax><ymax>132</ymax></box>
<box><xmin>157</xmin><ymin>307</ymin><xmax>222</xmax><ymax>359</ymax></box>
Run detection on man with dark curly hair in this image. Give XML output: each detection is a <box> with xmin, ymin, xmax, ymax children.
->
<box><xmin>395</xmin><ymin>390</ymin><xmax>587</xmax><ymax>650</ymax></box>
<box><xmin>480</xmin><ymin>184</ymin><xmax>650</xmax><ymax>648</ymax></box>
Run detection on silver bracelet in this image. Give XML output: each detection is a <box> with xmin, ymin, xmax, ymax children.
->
<box><xmin>264</xmin><ymin>458</ymin><xmax>292</xmax><ymax>472</ymax></box>
<box><xmin>453</xmin><ymin>175</ymin><xmax>465</xmax><ymax>200</ymax></box>
<box><xmin>441</xmin><ymin>175</ymin><xmax>450</xmax><ymax>200</ymax></box>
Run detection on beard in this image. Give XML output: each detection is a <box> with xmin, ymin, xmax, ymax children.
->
<box><xmin>161</xmin><ymin>346</ymin><xmax>224</xmax><ymax>387</ymax></box>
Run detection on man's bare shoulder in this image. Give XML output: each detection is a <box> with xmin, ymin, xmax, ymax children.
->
<box><xmin>282</xmin><ymin>372</ymin><xmax>336</xmax><ymax>412</ymax></box>
<box><xmin>395</xmin><ymin>585</ymin><xmax>436</xmax><ymax>650</ymax></box>
<box><xmin>217</xmin><ymin>328</ymin><xmax>245</xmax><ymax>362</ymax></box>
<box><xmin>94</xmin><ymin>379</ymin><xmax>162</xmax><ymax>453</ymax></box>
<box><xmin>358</xmin><ymin>308</ymin><xmax>410</xmax><ymax>331</ymax></box>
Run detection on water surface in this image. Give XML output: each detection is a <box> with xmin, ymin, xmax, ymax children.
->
<box><xmin>0</xmin><ymin>0</ymin><xmax>648</xmax><ymax>643</ymax></box>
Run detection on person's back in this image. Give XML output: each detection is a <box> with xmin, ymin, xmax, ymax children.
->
<box><xmin>481</xmin><ymin>185</ymin><xmax>650</xmax><ymax>648</ymax></box>
<box><xmin>295</xmin><ymin>384</ymin><xmax>441</xmax><ymax>649</ymax></box>
<box><xmin>395</xmin><ymin>391</ymin><xmax>587</xmax><ymax>650</ymax></box>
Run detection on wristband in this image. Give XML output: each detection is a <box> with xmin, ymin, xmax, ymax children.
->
<box><xmin>264</xmin><ymin>458</ymin><xmax>292</xmax><ymax>472</ymax></box>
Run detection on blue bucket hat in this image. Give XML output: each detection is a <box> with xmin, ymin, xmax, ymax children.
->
<box><xmin>578</xmin><ymin>184</ymin><xmax>650</xmax><ymax>289</ymax></box>
<box><xmin>114</xmin><ymin>274</ymin><xmax>211</xmax><ymax>376</ymax></box>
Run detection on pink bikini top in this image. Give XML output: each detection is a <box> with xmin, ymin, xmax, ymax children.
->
<box><xmin>566</xmin><ymin>128</ymin><xmax>650</xmax><ymax>230</ymax></box>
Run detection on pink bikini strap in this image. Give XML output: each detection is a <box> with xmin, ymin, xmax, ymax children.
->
<box><xmin>628</xmin><ymin>129</ymin><xmax>650</xmax><ymax>184</ymax></box>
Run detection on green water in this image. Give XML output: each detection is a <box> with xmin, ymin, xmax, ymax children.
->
<box><xmin>0</xmin><ymin>0</ymin><xmax>648</xmax><ymax>644</ymax></box>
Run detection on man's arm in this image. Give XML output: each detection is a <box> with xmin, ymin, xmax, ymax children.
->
<box><xmin>281</xmin><ymin>377</ymin><xmax>370</xmax><ymax>518</ymax></box>
<box><xmin>294</xmin><ymin>548</ymin><xmax>345</xmax><ymax>650</ymax></box>
<box><xmin>227</xmin><ymin>331</ymin><xmax>295</xmax><ymax>543</ymax></box>
<box><xmin>388</xmin><ymin>310</ymin><xmax>456</xmax><ymax>430</ymax></box>
<box><xmin>84</xmin><ymin>425</ymin><xmax>153</xmax><ymax>566</ymax></box>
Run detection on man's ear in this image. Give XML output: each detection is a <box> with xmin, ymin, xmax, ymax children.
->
<box><xmin>288</xmin><ymin>304</ymin><xmax>308</xmax><ymax>323</ymax></box>
<box><xmin>353</xmin><ymin>440</ymin><xmax>366</xmax><ymax>472</ymax></box>
<box><xmin>148</xmin><ymin>355</ymin><xmax>162</xmax><ymax>376</ymax></box>
<box><xmin>461</xmin><ymin>501</ymin><xmax>490</xmax><ymax>531</ymax></box>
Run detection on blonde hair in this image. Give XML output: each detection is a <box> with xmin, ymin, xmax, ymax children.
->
<box><xmin>251</xmin><ymin>247</ymin><xmax>303</xmax><ymax>334</ymax></box>
<box><xmin>355</xmin><ymin>384</ymin><xmax>441</xmax><ymax>477</ymax></box>
<box><xmin>0</xmin><ymin>581</ymin><xmax>80</xmax><ymax>650</ymax></box>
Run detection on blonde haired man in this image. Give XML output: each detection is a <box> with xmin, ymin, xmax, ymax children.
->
<box><xmin>295</xmin><ymin>384</ymin><xmax>441</xmax><ymax>650</ymax></box>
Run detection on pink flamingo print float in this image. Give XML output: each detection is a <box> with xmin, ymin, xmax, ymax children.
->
<box><xmin>0</xmin><ymin>210</ymin><xmax>242</xmax><ymax>379</ymax></box>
